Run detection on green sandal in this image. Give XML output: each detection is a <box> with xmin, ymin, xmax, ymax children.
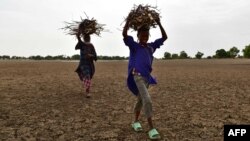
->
<box><xmin>131</xmin><ymin>122</ymin><xmax>143</xmax><ymax>132</ymax></box>
<box><xmin>148</xmin><ymin>128</ymin><xmax>161</xmax><ymax>140</ymax></box>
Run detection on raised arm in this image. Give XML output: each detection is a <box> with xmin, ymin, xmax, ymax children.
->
<box><xmin>75</xmin><ymin>31</ymin><xmax>81</xmax><ymax>50</ymax></box>
<box><xmin>122</xmin><ymin>20</ymin><xmax>130</xmax><ymax>38</ymax></box>
<box><xmin>76</xmin><ymin>31</ymin><xmax>82</xmax><ymax>42</ymax></box>
<box><xmin>155</xmin><ymin>18</ymin><xmax>168</xmax><ymax>41</ymax></box>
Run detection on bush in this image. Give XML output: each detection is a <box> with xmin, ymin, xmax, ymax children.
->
<box><xmin>172</xmin><ymin>54</ymin><xmax>179</xmax><ymax>59</ymax></box>
<box><xmin>243</xmin><ymin>44</ymin><xmax>250</xmax><ymax>58</ymax></box>
<box><xmin>163</xmin><ymin>52</ymin><xmax>171</xmax><ymax>59</ymax></box>
<box><xmin>195</xmin><ymin>52</ymin><xmax>204</xmax><ymax>59</ymax></box>
<box><xmin>215</xmin><ymin>49</ymin><xmax>229</xmax><ymax>58</ymax></box>
<box><xmin>179</xmin><ymin>51</ymin><xmax>188</xmax><ymax>59</ymax></box>
<box><xmin>228</xmin><ymin>46</ymin><xmax>239</xmax><ymax>58</ymax></box>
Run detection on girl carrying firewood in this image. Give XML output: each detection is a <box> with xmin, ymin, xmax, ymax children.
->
<box><xmin>63</xmin><ymin>16</ymin><xmax>104</xmax><ymax>98</ymax></box>
<box><xmin>122</xmin><ymin>4</ymin><xmax>168</xmax><ymax>140</ymax></box>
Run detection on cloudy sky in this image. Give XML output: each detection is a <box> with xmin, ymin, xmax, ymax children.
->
<box><xmin>1</xmin><ymin>0</ymin><xmax>250</xmax><ymax>58</ymax></box>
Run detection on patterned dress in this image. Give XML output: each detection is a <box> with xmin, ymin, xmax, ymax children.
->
<box><xmin>75</xmin><ymin>41</ymin><xmax>97</xmax><ymax>88</ymax></box>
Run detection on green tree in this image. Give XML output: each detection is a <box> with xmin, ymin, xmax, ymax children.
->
<box><xmin>11</xmin><ymin>56</ymin><xmax>26</xmax><ymax>59</ymax></box>
<box><xmin>207</xmin><ymin>56</ymin><xmax>212</xmax><ymax>59</ymax></box>
<box><xmin>228</xmin><ymin>46</ymin><xmax>240</xmax><ymax>58</ymax></box>
<box><xmin>29</xmin><ymin>55</ymin><xmax>44</xmax><ymax>60</ymax></box>
<box><xmin>195</xmin><ymin>51</ymin><xmax>204</xmax><ymax>59</ymax></box>
<box><xmin>242</xmin><ymin>44</ymin><xmax>250</xmax><ymax>58</ymax></box>
<box><xmin>171</xmin><ymin>53</ymin><xmax>179</xmax><ymax>59</ymax></box>
<box><xmin>2</xmin><ymin>55</ymin><xmax>10</xmax><ymax>59</ymax></box>
<box><xmin>215</xmin><ymin>49</ymin><xmax>229</xmax><ymax>58</ymax></box>
<box><xmin>53</xmin><ymin>55</ymin><xmax>67</xmax><ymax>60</ymax></box>
<box><xmin>11</xmin><ymin>56</ymin><xmax>19</xmax><ymax>59</ymax></box>
<box><xmin>45</xmin><ymin>55</ymin><xmax>53</xmax><ymax>60</ymax></box>
<box><xmin>179</xmin><ymin>51</ymin><xmax>188</xmax><ymax>59</ymax></box>
<box><xmin>163</xmin><ymin>52</ymin><xmax>171</xmax><ymax>59</ymax></box>
<box><xmin>71</xmin><ymin>54</ymin><xmax>80</xmax><ymax>60</ymax></box>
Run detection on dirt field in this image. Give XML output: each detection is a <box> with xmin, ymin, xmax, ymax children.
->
<box><xmin>0</xmin><ymin>59</ymin><xmax>250</xmax><ymax>141</ymax></box>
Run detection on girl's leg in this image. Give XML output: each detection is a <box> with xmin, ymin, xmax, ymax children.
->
<box><xmin>134</xmin><ymin>75</ymin><xmax>154</xmax><ymax>129</ymax></box>
<box><xmin>86</xmin><ymin>87</ymin><xmax>90</xmax><ymax>97</ymax></box>
<box><xmin>86</xmin><ymin>87</ymin><xmax>90</xmax><ymax>93</ymax></box>
<box><xmin>134</xmin><ymin>96</ymin><xmax>142</xmax><ymax>122</ymax></box>
<box><xmin>147</xmin><ymin>117</ymin><xmax>153</xmax><ymax>129</ymax></box>
<box><xmin>83</xmin><ymin>76</ymin><xmax>91</xmax><ymax>98</ymax></box>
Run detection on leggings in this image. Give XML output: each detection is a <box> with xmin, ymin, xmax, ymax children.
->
<box><xmin>133</xmin><ymin>74</ymin><xmax>153</xmax><ymax>118</ymax></box>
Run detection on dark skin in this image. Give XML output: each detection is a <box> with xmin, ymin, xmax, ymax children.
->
<box><xmin>123</xmin><ymin>18</ymin><xmax>168</xmax><ymax>46</ymax></box>
<box><xmin>122</xmin><ymin>18</ymin><xmax>168</xmax><ymax>130</ymax></box>
<box><xmin>137</xmin><ymin>31</ymin><xmax>149</xmax><ymax>47</ymax></box>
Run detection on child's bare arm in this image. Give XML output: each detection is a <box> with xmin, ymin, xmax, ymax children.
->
<box><xmin>122</xmin><ymin>20</ymin><xmax>130</xmax><ymax>38</ymax></box>
<box><xmin>155</xmin><ymin>18</ymin><xmax>168</xmax><ymax>41</ymax></box>
<box><xmin>75</xmin><ymin>32</ymin><xmax>89</xmax><ymax>50</ymax></box>
<box><xmin>76</xmin><ymin>31</ymin><xmax>82</xmax><ymax>42</ymax></box>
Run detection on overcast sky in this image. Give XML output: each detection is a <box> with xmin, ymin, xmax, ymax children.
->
<box><xmin>1</xmin><ymin>0</ymin><xmax>250</xmax><ymax>58</ymax></box>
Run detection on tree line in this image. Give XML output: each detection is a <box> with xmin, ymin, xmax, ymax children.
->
<box><xmin>163</xmin><ymin>44</ymin><xmax>250</xmax><ymax>59</ymax></box>
<box><xmin>1</xmin><ymin>44</ymin><xmax>250</xmax><ymax>60</ymax></box>
<box><xmin>0</xmin><ymin>55</ymin><xmax>128</xmax><ymax>60</ymax></box>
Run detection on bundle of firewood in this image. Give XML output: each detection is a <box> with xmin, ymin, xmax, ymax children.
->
<box><xmin>125</xmin><ymin>4</ymin><xmax>160</xmax><ymax>31</ymax></box>
<box><xmin>62</xmin><ymin>16</ymin><xmax>105</xmax><ymax>36</ymax></box>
